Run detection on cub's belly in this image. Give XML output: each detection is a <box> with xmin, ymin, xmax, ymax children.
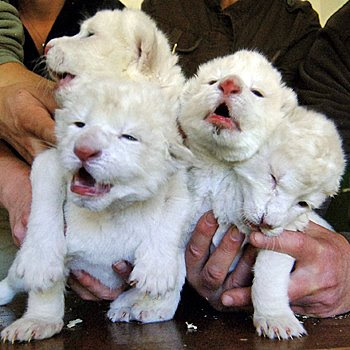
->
<box><xmin>65</xmin><ymin>226</ymin><xmax>138</xmax><ymax>289</ymax></box>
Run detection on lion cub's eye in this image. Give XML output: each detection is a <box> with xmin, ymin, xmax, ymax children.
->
<box><xmin>86</xmin><ymin>31</ymin><xmax>94</xmax><ymax>38</ymax></box>
<box><xmin>74</xmin><ymin>122</ymin><xmax>85</xmax><ymax>128</ymax></box>
<box><xmin>251</xmin><ymin>89</ymin><xmax>264</xmax><ymax>98</ymax></box>
<box><xmin>270</xmin><ymin>173</ymin><xmax>277</xmax><ymax>188</ymax></box>
<box><xmin>208</xmin><ymin>80</ymin><xmax>217</xmax><ymax>85</ymax></box>
<box><xmin>121</xmin><ymin>134</ymin><xmax>138</xmax><ymax>142</ymax></box>
<box><xmin>298</xmin><ymin>201</ymin><xmax>309</xmax><ymax>208</ymax></box>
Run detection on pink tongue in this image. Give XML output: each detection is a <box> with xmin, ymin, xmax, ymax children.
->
<box><xmin>205</xmin><ymin>114</ymin><xmax>235</xmax><ymax>130</ymax></box>
<box><xmin>58</xmin><ymin>73</ymin><xmax>74</xmax><ymax>88</ymax></box>
<box><xmin>71</xmin><ymin>168</ymin><xmax>110</xmax><ymax>196</ymax></box>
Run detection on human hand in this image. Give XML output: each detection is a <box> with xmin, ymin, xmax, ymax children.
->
<box><xmin>185</xmin><ymin>211</ymin><xmax>256</xmax><ymax>311</ymax></box>
<box><xmin>0</xmin><ymin>63</ymin><xmax>57</xmax><ymax>163</ymax></box>
<box><xmin>69</xmin><ymin>261</ymin><xmax>133</xmax><ymax>301</ymax></box>
<box><xmin>0</xmin><ymin>141</ymin><xmax>32</xmax><ymax>245</ymax></box>
<box><xmin>249</xmin><ymin>221</ymin><xmax>350</xmax><ymax>318</ymax></box>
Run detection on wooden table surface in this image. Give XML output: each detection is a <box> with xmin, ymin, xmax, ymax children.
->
<box><xmin>1</xmin><ymin>209</ymin><xmax>350</xmax><ymax>350</ymax></box>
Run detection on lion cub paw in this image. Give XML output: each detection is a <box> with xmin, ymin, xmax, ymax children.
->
<box><xmin>253</xmin><ymin>311</ymin><xmax>306</xmax><ymax>340</ymax></box>
<box><xmin>1</xmin><ymin>317</ymin><xmax>63</xmax><ymax>343</ymax></box>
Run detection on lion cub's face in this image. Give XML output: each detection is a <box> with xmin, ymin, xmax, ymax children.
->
<box><xmin>45</xmin><ymin>9</ymin><xmax>183</xmax><ymax>94</ymax></box>
<box><xmin>55</xmin><ymin>79</ymin><xmax>186</xmax><ymax>211</ymax></box>
<box><xmin>235</xmin><ymin>108</ymin><xmax>345</xmax><ymax>236</ymax></box>
<box><xmin>179</xmin><ymin>50</ymin><xmax>297</xmax><ymax>162</ymax></box>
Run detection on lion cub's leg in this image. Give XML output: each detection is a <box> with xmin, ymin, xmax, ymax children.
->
<box><xmin>252</xmin><ymin>250</ymin><xmax>306</xmax><ymax>340</ymax></box>
<box><xmin>1</xmin><ymin>281</ymin><xmax>65</xmax><ymax>342</ymax></box>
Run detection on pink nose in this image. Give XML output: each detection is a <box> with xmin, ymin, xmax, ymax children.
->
<box><xmin>74</xmin><ymin>146</ymin><xmax>101</xmax><ymax>161</ymax></box>
<box><xmin>219</xmin><ymin>79</ymin><xmax>241</xmax><ymax>95</ymax></box>
<box><xmin>44</xmin><ymin>44</ymin><xmax>53</xmax><ymax>56</ymax></box>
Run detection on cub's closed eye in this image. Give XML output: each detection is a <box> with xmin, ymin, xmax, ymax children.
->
<box><xmin>86</xmin><ymin>31</ymin><xmax>94</xmax><ymax>38</ymax></box>
<box><xmin>74</xmin><ymin>122</ymin><xmax>85</xmax><ymax>128</ymax></box>
<box><xmin>208</xmin><ymin>80</ymin><xmax>217</xmax><ymax>85</ymax></box>
<box><xmin>251</xmin><ymin>89</ymin><xmax>264</xmax><ymax>98</ymax></box>
<box><xmin>270</xmin><ymin>173</ymin><xmax>277</xmax><ymax>189</ymax></box>
<box><xmin>298</xmin><ymin>201</ymin><xmax>309</xmax><ymax>208</ymax></box>
<box><xmin>121</xmin><ymin>134</ymin><xmax>138</xmax><ymax>142</ymax></box>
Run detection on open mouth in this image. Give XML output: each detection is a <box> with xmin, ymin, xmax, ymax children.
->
<box><xmin>57</xmin><ymin>72</ymin><xmax>76</xmax><ymax>88</ymax></box>
<box><xmin>49</xmin><ymin>70</ymin><xmax>76</xmax><ymax>88</ymax></box>
<box><xmin>70</xmin><ymin>167</ymin><xmax>111</xmax><ymax>197</ymax></box>
<box><xmin>205</xmin><ymin>103</ymin><xmax>240</xmax><ymax>132</ymax></box>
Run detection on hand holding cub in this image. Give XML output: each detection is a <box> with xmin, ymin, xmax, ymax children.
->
<box><xmin>186</xmin><ymin>212</ymin><xmax>350</xmax><ymax>318</ymax></box>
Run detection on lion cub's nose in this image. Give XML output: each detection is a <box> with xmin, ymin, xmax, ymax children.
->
<box><xmin>74</xmin><ymin>146</ymin><xmax>101</xmax><ymax>161</ymax></box>
<box><xmin>219</xmin><ymin>79</ymin><xmax>241</xmax><ymax>96</ymax></box>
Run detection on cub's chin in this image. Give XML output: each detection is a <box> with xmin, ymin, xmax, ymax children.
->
<box><xmin>69</xmin><ymin>190</ymin><xmax>116</xmax><ymax>212</ymax></box>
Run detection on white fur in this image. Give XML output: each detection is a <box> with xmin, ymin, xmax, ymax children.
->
<box><xmin>237</xmin><ymin>107</ymin><xmax>344</xmax><ymax>339</ymax></box>
<box><xmin>180</xmin><ymin>50</ymin><xmax>297</xmax><ymax>238</ymax></box>
<box><xmin>180</xmin><ymin>50</ymin><xmax>297</xmax><ymax>163</ymax></box>
<box><xmin>180</xmin><ymin>50</ymin><xmax>345</xmax><ymax>340</ymax></box>
<box><xmin>45</xmin><ymin>8</ymin><xmax>184</xmax><ymax>107</ymax></box>
<box><xmin>0</xmin><ymin>79</ymin><xmax>192</xmax><ymax>342</ymax></box>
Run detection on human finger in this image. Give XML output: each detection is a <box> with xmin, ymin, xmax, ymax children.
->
<box><xmin>68</xmin><ymin>274</ymin><xmax>100</xmax><ymax>301</ymax></box>
<box><xmin>185</xmin><ymin>211</ymin><xmax>218</xmax><ymax>281</ymax></box>
<box><xmin>249</xmin><ymin>230</ymin><xmax>314</xmax><ymax>261</ymax></box>
<box><xmin>20</xmin><ymin>102</ymin><xmax>56</xmax><ymax>146</ymax></box>
<box><xmin>221</xmin><ymin>286</ymin><xmax>252</xmax><ymax>307</ymax></box>
<box><xmin>223</xmin><ymin>244</ymin><xmax>256</xmax><ymax>290</ymax></box>
<box><xmin>200</xmin><ymin>227</ymin><xmax>244</xmax><ymax>290</ymax></box>
<box><xmin>19</xmin><ymin>75</ymin><xmax>57</xmax><ymax>113</ymax></box>
<box><xmin>112</xmin><ymin>260</ymin><xmax>133</xmax><ymax>281</ymax></box>
<box><xmin>70</xmin><ymin>270</ymin><xmax>126</xmax><ymax>300</ymax></box>
<box><xmin>12</xmin><ymin>213</ymin><xmax>29</xmax><ymax>247</ymax></box>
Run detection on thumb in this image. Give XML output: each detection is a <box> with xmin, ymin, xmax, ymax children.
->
<box><xmin>250</xmin><ymin>231</ymin><xmax>309</xmax><ymax>261</ymax></box>
<box><xmin>221</xmin><ymin>287</ymin><xmax>252</xmax><ymax>307</ymax></box>
<box><xmin>23</xmin><ymin>104</ymin><xmax>56</xmax><ymax>146</ymax></box>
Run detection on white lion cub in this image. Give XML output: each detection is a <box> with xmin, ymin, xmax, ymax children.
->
<box><xmin>234</xmin><ymin>105</ymin><xmax>345</xmax><ymax>339</ymax></box>
<box><xmin>45</xmin><ymin>8</ymin><xmax>184</xmax><ymax>104</ymax></box>
<box><xmin>179</xmin><ymin>50</ymin><xmax>345</xmax><ymax>340</ymax></box>
<box><xmin>180</xmin><ymin>50</ymin><xmax>297</xmax><ymax>236</ymax></box>
<box><xmin>0</xmin><ymin>79</ymin><xmax>191</xmax><ymax>342</ymax></box>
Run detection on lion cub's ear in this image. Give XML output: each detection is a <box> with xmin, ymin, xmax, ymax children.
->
<box><xmin>126</xmin><ymin>10</ymin><xmax>172</xmax><ymax>76</ymax></box>
<box><xmin>134</xmin><ymin>26</ymin><xmax>159</xmax><ymax>74</ymax></box>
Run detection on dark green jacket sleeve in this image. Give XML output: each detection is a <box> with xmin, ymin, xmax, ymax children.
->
<box><xmin>0</xmin><ymin>0</ymin><xmax>24</xmax><ymax>64</ymax></box>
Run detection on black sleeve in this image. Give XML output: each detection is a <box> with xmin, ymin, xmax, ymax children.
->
<box><xmin>85</xmin><ymin>0</ymin><xmax>125</xmax><ymax>15</ymax></box>
<box><xmin>273</xmin><ymin>0</ymin><xmax>321</xmax><ymax>88</ymax></box>
<box><xmin>297</xmin><ymin>2</ymin><xmax>350</xmax><ymax>155</ymax></box>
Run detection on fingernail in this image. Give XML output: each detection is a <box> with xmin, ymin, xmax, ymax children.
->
<box><xmin>222</xmin><ymin>295</ymin><xmax>234</xmax><ymax>306</ymax></box>
<box><xmin>251</xmin><ymin>232</ymin><xmax>265</xmax><ymax>244</ymax></box>
<box><xmin>113</xmin><ymin>261</ymin><xmax>128</xmax><ymax>273</ymax></box>
<box><xmin>230</xmin><ymin>228</ymin><xmax>244</xmax><ymax>242</ymax></box>
<box><xmin>204</xmin><ymin>211</ymin><xmax>217</xmax><ymax>227</ymax></box>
